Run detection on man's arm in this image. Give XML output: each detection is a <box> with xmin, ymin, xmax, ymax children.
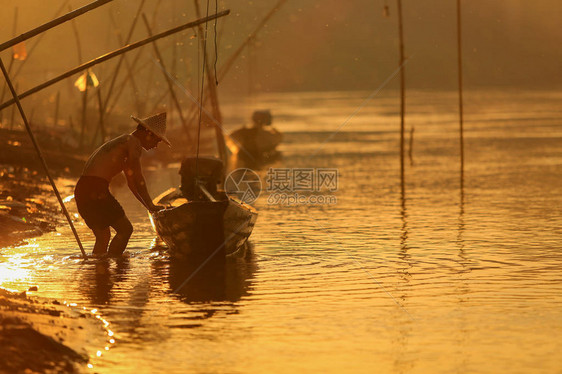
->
<box><xmin>124</xmin><ymin>137</ymin><xmax>161</xmax><ymax>211</ymax></box>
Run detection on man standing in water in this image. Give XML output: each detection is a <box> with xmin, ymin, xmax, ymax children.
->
<box><xmin>74</xmin><ymin>112</ymin><xmax>170</xmax><ymax>257</ymax></box>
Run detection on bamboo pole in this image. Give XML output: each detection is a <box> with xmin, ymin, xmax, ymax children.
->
<box><xmin>397</xmin><ymin>0</ymin><xmax>406</xmax><ymax>191</ymax></box>
<box><xmin>106</xmin><ymin>0</ymin><xmax>162</xmax><ymax>118</ymax></box>
<box><xmin>194</xmin><ymin>0</ymin><xmax>227</xmax><ymax>167</ymax></box>
<box><xmin>2</xmin><ymin>1</ymin><xmax>70</xmax><ymax>125</ymax></box>
<box><xmin>185</xmin><ymin>0</ymin><xmax>287</xmax><ymax>139</ymax></box>
<box><xmin>149</xmin><ymin>90</ymin><xmax>170</xmax><ymax>113</ymax></box>
<box><xmin>0</xmin><ymin>58</ymin><xmax>86</xmax><ymax>258</ymax></box>
<box><xmin>0</xmin><ymin>0</ymin><xmax>113</xmax><ymax>52</ymax></box>
<box><xmin>92</xmin><ymin>88</ymin><xmax>106</xmax><ymax>146</ymax></box>
<box><xmin>9</xmin><ymin>84</ymin><xmax>17</xmax><ymax>130</ymax></box>
<box><xmin>11</xmin><ymin>1</ymin><xmax>70</xmax><ymax>80</ymax></box>
<box><xmin>457</xmin><ymin>0</ymin><xmax>465</xmax><ymax>180</ymax></box>
<box><xmin>192</xmin><ymin>1</ymin><xmax>222</xmax><ymax>120</ymax></box>
<box><xmin>408</xmin><ymin>126</ymin><xmax>414</xmax><ymax>166</ymax></box>
<box><xmin>53</xmin><ymin>91</ymin><xmax>60</xmax><ymax>127</ymax></box>
<box><xmin>248</xmin><ymin>36</ymin><xmax>256</xmax><ymax>98</ymax></box>
<box><xmin>105</xmin><ymin>48</ymin><xmax>146</xmax><ymax>117</ymax></box>
<box><xmin>104</xmin><ymin>0</ymin><xmax>163</xmax><ymax>118</ymax></box>
<box><xmin>68</xmin><ymin>115</ymin><xmax>75</xmax><ymax>132</ymax></box>
<box><xmin>69</xmin><ymin>7</ymin><xmax>88</xmax><ymax>149</ymax></box>
<box><xmin>0</xmin><ymin>10</ymin><xmax>230</xmax><ymax>112</ymax></box>
<box><xmin>102</xmin><ymin>0</ymin><xmax>146</xmax><ymax>114</ymax></box>
<box><xmin>79</xmin><ymin>86</ymin><xmax>88</xmax><ymax>148</ymax></box>
<box><xmin>217</xmin><ymin>0</ymin><xmax>288</xmax><ymax>81</ymax></box>
<box><xmin>69</xmin><ymin>6</ymin><xmax>83</xmax><ymax>64</ymax></box>
<box><xmin>0</xmin><ymin>7</ymin><xmax>19</xmax><ymax>125</ymax></box>
<box><xmin>108</xmin><ymin>13</ymin><xmax>143</xmax><ymax>114</ymax></box>
<box><xmin>142</xmin><ymin>14</ymin><xmax>189</xmax><ymax>134</ymax></box>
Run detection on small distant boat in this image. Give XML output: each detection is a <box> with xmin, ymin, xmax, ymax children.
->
<box><xmin>150</xmin><ymin>157</ymin><xmax>257</xmax><ymax>260</ymax></box>
<box><xmin>230</xmin><ymin>110</ymin><xmax>282</xmax><ymax>164</ymax></box>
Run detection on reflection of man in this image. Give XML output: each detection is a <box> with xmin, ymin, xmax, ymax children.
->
<box><xmin>74</xmin><ymin>113</ymin><xmax>170</xmax><ymax>257</ymax></box>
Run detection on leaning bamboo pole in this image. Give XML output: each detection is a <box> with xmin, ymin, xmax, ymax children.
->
<box><xmin>217</xmin><ymin>0</ymin><xmax>288</xmax><ymax>80</ymax></box>
<box><xmin>1</xmin><ymin>2</ymin><xmax>71</xmax><ymax>125</ymax></box>
<box><xmin>96</xmin><ymin>89</ymin><xmax>106</xmax><ymax>142</ymax></box>
<box><xmin>0</xmin><ymin>58</ymin><xmax>86</xmax><ymax>258</ymax></box>
<box><xmin>69</xmin><ymin>7</ymin><xmax>89</xmax><ymax>149</ymax></box>
<box><xmin>0</xmin><ymin>7</ymin><xmax>19</xmax><ymax>125</ymax></box>
<box><xmin>185</xmin><ymin>0</ymin><xmax>288</xmax><ymax>130</ymax></box>
<box><xmin>0</xmin><ymin>0</ymin><xmax>113</xmax><ymax>52</ymax></box>
<box><xmin>108</xmin><ymin>11</ymin><xmax>143</xmax><ymax>114</ymax></box>
<box><xmin>11</xmin><ymin>1</ymin><xmax>70</xmax><ymax>80</ymax></box>
<box><xmin>9</xmin><ymin>84</ymin><xmax>17</xmax><ymax>131</ymax></box>
<box><xmin>0</xmin><ymin>10</ymin><xmax>231</xmax><ymax>112</ymax></box>
<box><xmin>53</xmin><ymin>91</ymin><xmax>60</xmax><ymax>127</ymax></box>
<box><xmin>104</xmin><ymin>0</ymin><xmax>163</xmax><ymax>118</ymax></box>
<box><xmin>101</xmin><ymin>0</ymin><xmax>146</xmax><ymax>115</ymax></box>
<box><xmin>142</xmin><ymin>14</ymin><xmax>190</xmax><ymax>134</ymax></box>
<box><xmin>106</xmin><ymin>0</ymin><xmax>162</xmax><ymax>118</ymax></box>
<box><xmin>79</xmin><ymin>87</ymin><xmax>89</xmax><ymax>148</ymax></box>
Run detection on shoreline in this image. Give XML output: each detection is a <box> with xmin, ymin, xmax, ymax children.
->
<box><xmin>0</xmin><ymin>169</ymin><xmax>68</xmax><ymax>249</ymax></box>
<box><xmin>0</xmin><ymin>287</ymin><xmax>107</xmax><ymax>373</ymax></box>
<box><xmin>0</xmin><ymin>129</ymin><xmax>99</xmax><ymax>372</ymax></box>
<box><xmin>0</xmin><ymin>127</ymin><xmax>85</xmax><ymax>248</ymax></box>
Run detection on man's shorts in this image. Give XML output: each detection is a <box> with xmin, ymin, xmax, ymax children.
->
<box><xmin>74</xmin><ymin>175</ymin><xmax>125</xmax><ymax>230</ymax></box>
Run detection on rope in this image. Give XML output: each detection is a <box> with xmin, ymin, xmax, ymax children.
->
<box><xmin>195</xmin><ymin>0</ymin><xmax>212</xmax><ymax>178</ymax></box>
<box><xmin>213</xmin><ymin>0</ymin><xmax>219</xmax><ymax>86</ymax></box>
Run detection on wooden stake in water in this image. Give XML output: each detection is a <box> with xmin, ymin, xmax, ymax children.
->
<box><xmin>0</xmin><ymin>58</ymin><xmax>86</xmax><ymax>258</ymax></box>
<box><xmin>457</xmin><ymin>0</ymin><xmax>465</xmax><ymax>179</ymax></box>
<box><xmin>397</xmin><ymin>0</ymin><xmax>406</xmax><ymax>192</ymax></box>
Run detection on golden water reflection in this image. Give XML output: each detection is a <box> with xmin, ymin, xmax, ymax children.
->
<box><xmin>1</xmin><ymin>91</ymin><xmax>562</xmax><ymax>372</ymax></box>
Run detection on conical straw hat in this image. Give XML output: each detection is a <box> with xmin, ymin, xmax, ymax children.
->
<box><xmin>131</xmin><ymin>112</ymin><xmax>171</xmax><ymax>146</ymax></box>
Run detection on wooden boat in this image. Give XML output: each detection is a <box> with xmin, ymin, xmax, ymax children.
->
<box><xmin>230</xmin><ymin>126</ymin><xmax>282</xmax><ymax>155</ymax></box>
<box><xmin>149</xmin><ymin>157</ymin><xmax>257</xmax><ymax>260</ymax></box>
<box><xmin>229</xmin><ymin>110</ymin><xmax>282</xmax><ymax>164</ymax></box>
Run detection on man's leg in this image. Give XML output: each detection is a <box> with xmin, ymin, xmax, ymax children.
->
<box><xmin>92</xmin><ymin>227</ymin><xmax>111</xmax><ymax>256</ymax></box>
<box><xmin>108</xmin><ymin>215</ymin><xmax>133</xmax><ymax>257</ymax></box>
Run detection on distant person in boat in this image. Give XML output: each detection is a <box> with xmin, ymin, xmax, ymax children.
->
<box><xmin>251</xmin><ymin>110</ymin><xmax>273</xmax><ymax>129</ymax></box>
<box><xmin>74</xmin><ymin>112</ymin><xmax>170</xmax><ymax>257</ymax></box>
<box><xmin>230</xmin><ymin>110</ymin><xmax>282</xmax><ymax>164</ymax></box>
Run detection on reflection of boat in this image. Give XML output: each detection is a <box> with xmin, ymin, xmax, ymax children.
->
<box><xmin>167</xmin><ymin>246</ymin><xmax>257</xmax><ymax>303</ymax></box>
<box><xmin>150</xmin><ymin>157</ymin><xmax>257</xmax><ymax>260</ymax></box>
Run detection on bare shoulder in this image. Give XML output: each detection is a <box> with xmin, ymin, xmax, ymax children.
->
<box><xmin>125</xmin><ymin>134</ymin><xmax>142</xmax><ymax>159</ymax></box>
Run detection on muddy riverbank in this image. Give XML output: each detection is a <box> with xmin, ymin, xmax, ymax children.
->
<box><xmin>0</xmin><ymin>287</ymin><xmax>110</xmax><ymax>373</ymax></box>
<box><xmin>0</xmin><ymin>128</ymin><xmax>85</xmax><ymax>248</ymax></box>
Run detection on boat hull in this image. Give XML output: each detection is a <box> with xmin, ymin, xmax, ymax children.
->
<box><xmin>150</xmin><ymin>192</ymin><xmax>257</xmax><ymax>260</ymax></box>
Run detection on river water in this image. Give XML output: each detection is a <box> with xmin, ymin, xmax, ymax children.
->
<box><xmin>1</xmin><ymin>90</ymin><xmax>562</xmax><ymax>373</ymax></box>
